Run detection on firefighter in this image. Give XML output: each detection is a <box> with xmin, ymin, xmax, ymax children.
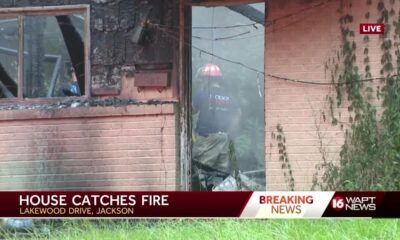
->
<box><xmin>192</xmin><ymin>63</ymin><xmax>241</xmax><ymax>190</ymax></box>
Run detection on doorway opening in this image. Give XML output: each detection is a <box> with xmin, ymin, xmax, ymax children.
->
<box><xmin>190</xmin><ymin>2</ymin><xmax>266</xmax><ymax>191</ymax></box>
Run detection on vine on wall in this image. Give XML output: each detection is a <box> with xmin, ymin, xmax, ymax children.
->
<box><xmin>271</xmin><ymin>124</ymin><xmax>295</xmax><ymax>191</ymax></box>
<box><xmin>314</xmin><ymin>0</ymin><xmax>400</xmax><ymax>190</ymax></box>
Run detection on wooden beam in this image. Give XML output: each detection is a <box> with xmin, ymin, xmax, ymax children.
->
<box><xmin>0</xmin><ymin>64</ymin><xmax>17</xmax><ymax>97</ymax></box>
<box><xmin>84</xmin><ymin>6</ymin><xmax>91</xmax><ymax>98</ymax></box>
<box><xmin>0</xmin><ymin>80</ymin><xmax>14</xmax><ymax>98</ymax></box>
<box><xmin>0</xmin><ymin>104</ymin><xmax>175</xmax><ymax>122</ymax></box>
<box><xmin>179</xmin><ymin>0</ymin><xmax>191</xmax><ymax>191</ymax></box>
<box><xmin>187</xmin><ymin>0</ymin><xmax>264</xmax><ymax>6</ymax></box>
<box><xmin>188</xmin><ymin>1</ymin><xmax>266</xmax><ymax>26</ymax></box>
<box><xmin>227</xmin><ymin>4</ymin><xmax>265</xmax><ymax>25</ymax></box>
<box><xmin>262</xmin><ymin>0</ymin><xmax>267</xmax><ymax>191</ymax></box>
<box><xmin>56</xmin><ymin>15</ymin><xmax>85</xmax><ymax>95</ymax></box>
<box><xmin>91</xmin><ymin>88</ymin><xmax>120</xmax><ymax>97</ymax></box>
<box><xmin>0</xmin><ymin>5</ymin><xmax>87</xmax><ymax>17</ymax></box>
<box><xmin>18</xmin><ymin>15</ymin><xmax>24</xmax><ymax>98</ymax></box>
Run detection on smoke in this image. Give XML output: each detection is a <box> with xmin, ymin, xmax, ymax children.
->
<box><xmin>192</xmin><ymin>4</ymin><xmax>266</xmax><ymax>186</ymax></box>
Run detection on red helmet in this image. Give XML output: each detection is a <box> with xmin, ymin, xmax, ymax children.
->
<box><xmin>198</xmin><ymin>63</ymin><xmax>223</xmax><ymax>78</ymax></box>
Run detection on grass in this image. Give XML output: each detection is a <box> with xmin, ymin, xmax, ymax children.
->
<box><xmin>1</xmin><ymin>219</ymin><xmax>398</xmax><ymax>240</ymax></box>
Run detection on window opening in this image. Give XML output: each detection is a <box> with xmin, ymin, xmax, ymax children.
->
<box><xmin>0</xmin><ymin>7</ymin><xmax>87</xmax><ymax>99</ymax></box>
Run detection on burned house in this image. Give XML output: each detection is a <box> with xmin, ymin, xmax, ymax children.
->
<box><xmin>0</xmin><ymin>0</ymin><xmax>393</xmax><ymax>191</ymax></box>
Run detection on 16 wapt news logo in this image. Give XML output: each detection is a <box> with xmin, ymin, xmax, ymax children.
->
<box><xmin>330</xmin><ymin>196</ymin><xmax>376</xmax><ymax>212</ymax></box>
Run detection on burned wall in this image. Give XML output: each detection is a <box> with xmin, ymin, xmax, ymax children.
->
<box><xmin>0</xmin><ymin>0</ymin><xmax>179</xmax><ymax>90</ymax></box>
<box><xmin>0</xmin><ymin>1</ymin><xmax>180</xmax><ymax>191</ymax></box>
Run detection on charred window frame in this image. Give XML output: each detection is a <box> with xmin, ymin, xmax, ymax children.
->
<box><xmin>0</xmin><ymin>5</ymin><xmax>90</xmax><ymax>101</ymax></box>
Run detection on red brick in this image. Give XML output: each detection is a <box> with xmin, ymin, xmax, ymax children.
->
<box><xmin>0</xmin><ymin>110</ymin><xmax>177</xmax><ymax>191</ymax></box>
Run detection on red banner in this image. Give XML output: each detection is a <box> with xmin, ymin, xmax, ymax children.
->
<box><xmin>0</xmin><ymin>191</ymin><xmax>399</xmax><ymax>218</ymax></box>
<box><xmin>1</xmin><ymin>192</ymin><xmax>252</xmax><ymax>218</ymax></box>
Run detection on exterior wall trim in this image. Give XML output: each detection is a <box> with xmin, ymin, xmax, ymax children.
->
<box><xmin>0</xmin><ymin>103</ymin><xmax>175</xmax><ymax>122</ymax></box>
<box><xmin>186</xmin><ymin>0</ymin><xmax>263</xmax><ymax>6</ymax></box>
<box><xmin>0</xmin><ymin>5</ymin><xmax>89</xmax><ymax>16</ymax></box>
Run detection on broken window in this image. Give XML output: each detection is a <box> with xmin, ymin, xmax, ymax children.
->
<box><xmin>0</xmin><ymin>17</ymin><xmax>19</xmax><ymax>98</ymax></box>
<box><xmin>191</xmin><ymin>3</ymin><xmax>266</xmax><ymax>191</ymax></box>
<box><xmin>0</xmin><ymin>6</ymin><xmax>88</xmax><ymax>99</ymax></box>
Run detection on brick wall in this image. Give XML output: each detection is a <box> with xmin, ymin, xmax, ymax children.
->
<box><xmin>0</xmin><ymin>1</ymin><xmax>179</xmax><ymax>191</ymax></box>
<box><xmin>0</xmin><ymin>104</ymin><xmax>177</xmax><ymax>190</ymax></box>
<box><xmin>265</xmin><ymin>0</ymin><xmax>390</xmax><ymax>190</ymax></box>
<box><xmin>1</xmin><ymin>0</ymin><xmax>393</xmax><ymax>192</ymax></box>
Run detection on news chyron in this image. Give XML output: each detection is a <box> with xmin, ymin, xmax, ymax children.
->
<box><xmin>0</xmin><ymin>192</ymin><xmax>396</xmax><ymax>218</ymax></box>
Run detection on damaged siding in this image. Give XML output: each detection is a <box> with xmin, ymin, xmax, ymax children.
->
<box><xmin>0</xmin><ymin>0</ymin><xmax>178</xmax><ymax>90</ymax></box>
<box><xmin>0</xmin><ymin>0</ymin><xmax>180</xmax><ymax>190</ymax></box>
